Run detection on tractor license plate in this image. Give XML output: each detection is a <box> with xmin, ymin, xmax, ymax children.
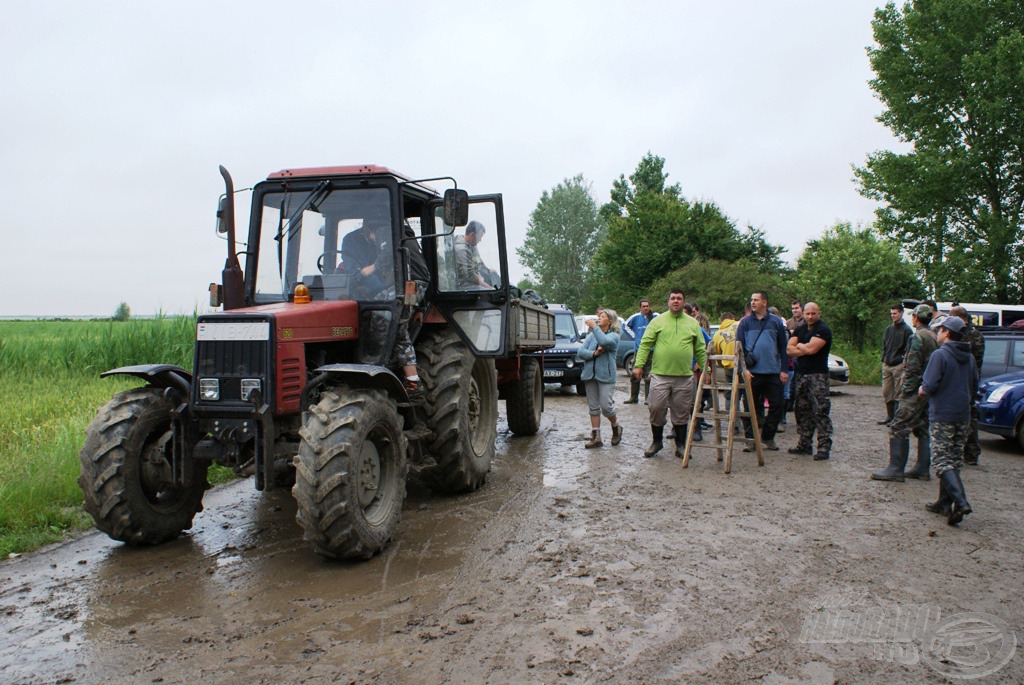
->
<box><xmin>543</xmin><ymin>370</ymin><xmax>563</xmax><ymax>378</ymax></box>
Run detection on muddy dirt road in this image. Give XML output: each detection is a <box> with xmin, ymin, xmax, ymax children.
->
<box><xmin>2</xmin><ymin>379</ymin><xmax>1022</xmax><ymax>684</ymax></box>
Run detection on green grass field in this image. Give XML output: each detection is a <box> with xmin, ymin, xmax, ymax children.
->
<box><xmin>0</xmin><ymin>317</ymin><xmax>233</xmax><ymax>557</ymax></box>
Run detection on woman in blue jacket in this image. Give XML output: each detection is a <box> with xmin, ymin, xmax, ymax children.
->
<box><xmin>577</xmin><ymin>310</ymin><xmax>622</xmax><ymax>448</ymax></box>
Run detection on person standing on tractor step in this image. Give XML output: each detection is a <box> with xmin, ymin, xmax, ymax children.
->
<box><xmin>880</xmin><ymin>302</ymin><xmax>914</xmax><ymax>426</ymax></box>
<box><xmin>949</xmin><ymin>306</ymin><xmax>984</xmax><ymax>465</ymax></box>
<box><xmin>786</xmin><ymin>303</ymin><xmax>833</xmax><ymax>460</ymax></box>
<box><xmin>392</xmin><ymin>221</ymin><xmax>431</xmax><ymax>398</ymax></box>
<box><xmin>918</xmin><ymin>316</ymin><xmax>977</xmax><ymax>525</ymax></box>
<box><xmin>455</xmin><ymin>220</ymin><xmax>495</xmax><ymax>289</ymax></box>
<box><xmin>624</xmin><ymin>299</ymin><xmax>658</xmax><ymax>404</ymax></box>
<box><xmin>633</xmin><ymin>289</ymin><xmax>707</xmax><ymax>459</ymax></box>
<box><xmin>736</xmin><ymin>291</ymin><xmax>790</xmax><ymax>451</ymax></box>
<box><xmin>577</xmin><ymin>310</ymin><xmax>623</xmax><ymax>448</ymax></box>
<box><xmin>872</xmin><ymin>304</ymin><xmax>938</xmax><ymax>482</ymax></box>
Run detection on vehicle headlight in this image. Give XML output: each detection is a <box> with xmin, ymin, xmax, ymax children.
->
<box><xmin>566</xmin><ymin>359</ymin><xmax>575</xmax><ymax>369</ymax></box>
<box><xmin>199</xmin><ymin>378</ymin><xmax>220</xmax><ymax>401</ymax></box>
<box><xmin>240</xmin><ymin>378</ymin><xmax>261</xmax><ymax>401</ymax></box>
<box><xmin>985</xmin><ymin>384</ymin><xmax>1011</xmax><ymax>403</ymax></box>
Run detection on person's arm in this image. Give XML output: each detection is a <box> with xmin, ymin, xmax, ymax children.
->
<box><xmin>775</xmin><ymin>319</ymin><xmax>790</xmax><ymax>380</ymax></box>
<box><xmin>633</xmin><ymin>320</ymin><xmax>658</xmax><ymax>373</ymax></box>
<box><xmin>787</xmin><ymin>334</ymin><xmax>802</xmax><ymax>357</ymax></box>
<box><xmin>576</xmin><ymin>335</ymin><xmax>596</xmax><ymax>362</ymax></box>
<box><xmin>919</xmin><ymin>352</ymin><xmax>943</xmax><ymax>396</ymax></box>
<box><xmin>592</xmin><ymin>328</ymin><xmax>618</xmax><ymax>354</ymax></box>
<box><xmin>797</xmin><ymin>336</ymin><xmax>827</xmax><ymax>355</ymax></box>
<box><xmin>693</xmin><ymin>326</ymin><xmax>707</xmax><ymax>370</ymax></box>
<box><xmin>624</xmin><ymin>314</ymin><xmax>638</xmax><ymax>338</ymax></box>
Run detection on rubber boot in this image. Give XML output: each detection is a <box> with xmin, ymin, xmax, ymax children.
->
<box><xmin>585</xmin><ymin>429</ymin><xmax>603</xmax><ymax>449</ymax></box>
<box><xmin>643</xmin><ymin>378</ymin><xmax>651</xmax><ymax>404</ymax></box>
<box><xmin>624</xmin><ymin>378</ymin><xmax>640</xmax><ymax>404</ymax></box>
<box><xmin>871</xmin><ymin>437</ymin><xmax>909</xmax><ymax>481</ymax></box>
<box><xmin>643</xmin><ymin>424</ymin><xmax>663</xmax><ymax>458</ymax></box>
<box><xmin>941</xmin><ymin>469</ymin><xmax>972</xmax><ymax>526</ymax></box>
<box><xmin>904</xmin><ymin>432</ymin><xmax>931</xmax><ymax>480</ymax></box>
<box><xmin>878</xmin><ymin>401</ymin><xmax>896</xmax><ymax>425</ymax></box>
<box><xmin>673</xmin><ymin>425</ymin><xmax>687</xmax><ymax>459</ymax></box>
<box><xmin>925</xmin><ymin>480</ymin><xmax>952</xmax><ymax>515</ymax></box>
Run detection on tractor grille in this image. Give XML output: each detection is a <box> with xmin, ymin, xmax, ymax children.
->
<box><xmin>195</xmin><ymin>340</ymin><xmax>268</xmax><ymax>377</ymax></box>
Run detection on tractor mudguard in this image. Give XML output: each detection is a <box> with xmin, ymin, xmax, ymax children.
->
<box><xmin>100</xmin><ymin>364</ymin><xmax>192</xmax><ymax>397</ymax></box>
<box><xmin>303</xmin><ymin>364</ymin><xmax>408</xmax><ymax>411</ymax></box>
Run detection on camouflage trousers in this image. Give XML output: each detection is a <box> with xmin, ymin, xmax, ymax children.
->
<box><xmin>392</xmin><ymin>282</ymin><xmax>426</xmax><ymax>368</ymax></box>
<box><xmin>931</xmin><ymin>420</ymin><xmax>968</xmax><ymax>477</ymax></box>
<box><xmin>888</xmin><ymin>394</ymin><xmax>929</xmax><ymax>440</ymax></box>
<box><xmin>963</xmin><ymin>401</ymin><xmax>980</xmax><ymax>462</ymax></box>
<box><xmin>794</xmin><ymin>372</ymin><xmax>832</xmax><ymax>452</ymax></box>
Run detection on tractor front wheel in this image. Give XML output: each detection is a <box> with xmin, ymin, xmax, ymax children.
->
<box><xmin>78</xmin><ymin>387</ymin><xmax>208</xmax><ymax>545</ymax></box>
<box><xmin>293</xmin><ymin>387</ymin><xmax>407</xmax><ymax>559</ymax></box>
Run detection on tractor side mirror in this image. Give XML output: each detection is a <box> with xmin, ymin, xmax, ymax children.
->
<box><xmin>443</xmin><ymin>189</ymin><xmax>469</xmax><ymax>227</ymax></box>
<box><xmin>216</xmin><ymin>196</ymin><xmax>228</xmax><ymax>234</ymax></box>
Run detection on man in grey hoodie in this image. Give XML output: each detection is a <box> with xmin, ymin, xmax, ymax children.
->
<box><xmin>918</xmin><ymin>316</ymin><xmax>978</xmax><ymax>526</ymax></box>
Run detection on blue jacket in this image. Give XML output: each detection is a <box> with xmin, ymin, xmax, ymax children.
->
<box><xmin>921</xmin><ymin>340</ymin><xmax>978</xmax><ymax>423</ymax></box>
<box><xmin>625</xmin><ymin>312</ymin><xmax>657</xmax><ymax>350</ymax></box>
<box><xmin>736</xmin><ymin>313</ymin><xmax>790</xmax><ymax>375</ymax></box>
<box><xmin>576</xmin><ymin>327</ymin><xmax>620</xmax><ymax>383</ymax></box>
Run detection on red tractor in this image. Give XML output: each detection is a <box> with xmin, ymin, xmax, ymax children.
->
<box><xmin>78</xmin><ymin>165</ymin><xmax>554</xmax><ymax>559</ymax></box>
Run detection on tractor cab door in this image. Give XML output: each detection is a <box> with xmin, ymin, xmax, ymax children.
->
<box><xmin>426</xmin><ymin>194</ymin><xmax>510</xmax><ymax>357</ymax></box>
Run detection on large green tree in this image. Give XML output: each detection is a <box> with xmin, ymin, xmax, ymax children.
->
<box><xmin>594</xmin><ymin>153</ymin><xmax>786</xmax><ymax>308</ymax></box>
<box><xmin>795</xmin><ymin>223</ymin><xmax>924</xmax><ymax>350</ymax></box>
<box><xmin>855</xmin><ymin>0</ymin><xmax>1024</xmax><ymax>302</ymax></box>
<box><xmin>517</xmin><ymin>174</ymin><xmax>605</xmax><ymax>311</ymax></box>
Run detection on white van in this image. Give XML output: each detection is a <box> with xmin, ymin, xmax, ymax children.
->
<box><xmin>901</xmin><ymin>300</ymin><xmax>1024</xmax><ymax>328</ymax></box>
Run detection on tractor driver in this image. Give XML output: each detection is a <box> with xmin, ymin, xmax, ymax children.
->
<box><xmin>342</xmin><ymin>217</ymin><xmax>391</xmax><ymax>300</ymax></box>
<box><xmin>455</xmin><ymin>220</ymin><xmax>498</xmax><ymax>289</ymax></box>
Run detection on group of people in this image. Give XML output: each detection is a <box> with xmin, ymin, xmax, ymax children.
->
<box><xmin>872</xmin><ymin>301</ymin><xmax>982</xmax><ymax>525</ymax></box>
<box><xmin>573</xmin><ymin>291</ymin><xmax>980</xmax><ymax>527</ymax></box>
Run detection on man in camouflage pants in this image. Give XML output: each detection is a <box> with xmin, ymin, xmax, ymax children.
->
<box><xmin>872</xmin><ymin>305</ymin><xmax>938</xmax><ymax>482</ymax></box>
<box><xmin>786</xmin><ymin>303</ymin><xmax>834</xmax><ymax>460</ymax></box>
<box><xmin>919</xmin><ymin>317</ymin><xmax>977</xmax><ymax>525</ymax></box>
<box><xmin>949</xmin><ymin>306</ymin><xmax>984</xmax><ymax>465</ymax></box>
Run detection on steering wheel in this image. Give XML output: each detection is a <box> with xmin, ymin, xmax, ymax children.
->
<box><xmin>316</xmin><ymin>250</ymin><xmax>345</xmax><ymax>274</ymax></box>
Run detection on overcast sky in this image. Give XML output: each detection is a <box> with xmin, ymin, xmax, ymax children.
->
<box><xmin>0</xmin><ymin>0</ymin><xmax>900</xmax><ymax>317</ymax></box>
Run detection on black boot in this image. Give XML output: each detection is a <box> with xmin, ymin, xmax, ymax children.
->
<box><xmin>877</xmin><ymin>401</ymin><xmax>897</xmax><ymax>425</ymax></box>
<box><xmin>624</xmin><ymin>378</ymin><xmax>640</xmax><ymax>404</ymax></box>
<box><xmin>925</xmin><ymin>480</ymin><xmax>952</xmax><ymax>515</ymax></box>
<box><xmin>941</xmin><ymin>469</ymin><xmax>972</xmax><ymax>525</ymax></box>
<box><xmin>905</xmin><ymin>432</ymin><xmax>931</xmax><ymax>480</ymax></box>
<box><xmin>673</xmin><ymin>425</ymin><xmax>687</xmax><ymax>458</ymax></box>
<box><xmin>871</xmin><ymin>437</ymin><xmax>909</xmax><ymax>481</ymax></box>
<box><xmin>643</xmin><ymin>378</ymin><xmax>651</xmax><ymax>404</ymax></box>
<box><xmin>643</xmin><ymin>424</ymin><xmax>663</xmax><ymax>458</ymax></box>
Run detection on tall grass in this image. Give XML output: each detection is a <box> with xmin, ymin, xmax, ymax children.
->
<box><xmin>0</xmin><ymin>317</ymin><xmax>233</xmax><ymax>557</ymax></box>
<box><xmin>832</xmin><ymin>343</ymin><xmax>883</xmax><ymax>386</ymax></box>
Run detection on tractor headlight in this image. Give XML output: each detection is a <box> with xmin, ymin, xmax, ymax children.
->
<box><xmin>240</xmin><ymin>378</ymin><xmax>261</xmax><ymax>401</ymax></box>
<box><xmin>985</xmin><ymin>384</ymin><xmax>1011</xmax><ymax>403</ymax></box>
<box><xmin>199</xmin><ymin>378</ymin><xmax>220</xmax><ymax>401</ymax></box>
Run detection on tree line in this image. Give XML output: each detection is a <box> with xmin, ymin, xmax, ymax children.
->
<box><xmin>516</xmin><ymin>0</ymin><xmax>1023</xmax><ymax>350</ymax></box>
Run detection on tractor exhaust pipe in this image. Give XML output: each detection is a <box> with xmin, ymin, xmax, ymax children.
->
<box><xmin>218</xmin><ymin>165</ymin><xmax>245</xmax><ymax>310</ymax></box>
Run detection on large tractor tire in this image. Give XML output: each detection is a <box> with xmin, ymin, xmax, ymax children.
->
<box><xmin>506</xmin><ymin>356</ymin><xmax>543</xmax><ymax>436</ymax></box>
<box><xmin>417</xmin><ymin>328</ymin><xmax>498</xmax><ymax>493</ymax></box>
<box><xmin>78</xmin><ymin>387</ymin><xmax>208</xmax><ymax>546</ymax></box>
<box><xmin>293</xmin><ymin>387</ymin><xmax>406</xmax><ymax>560</ymax></box>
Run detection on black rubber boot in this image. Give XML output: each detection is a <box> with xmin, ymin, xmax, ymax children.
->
<box><xmin>878</xmin><ymin>401</ymin><xmax>897</xmax><ymax>425</ymax></box>
<box><xmin>941</xmin><ymin>469</ymin><xmax>972</xmax><ymax>526</ymax></box>
<box><xmin>643</xmin><ymin>378</ymin><xmax>651</xmax><ymax>404</ymax></box>
<box><xmin>905</xmin><ymin>432</ymin><xmax>931</xmax><ymax>480</ymax></box>
<box><xmin>643</xmin><ymin>424</ymin><xmax>663</xmax><ymax>458</ymax></box>
<box><xmin>871</xmin><ymin>437</ymin><xmax>909</xmax><ymax>481</ymax></box>
<box><xmin>925</xmin><ymin>480</ymin><xmax>952</xmax><ymax>515</ymax></box>
<box><xmin>673</xmin><ymin>425</ymin><xmax>687</xmax><ymax>458</ymax></box>
<box><xmin>624</xmin><ymin>379</ymin><xmax>640</xmax><ymax>404</ymax></box>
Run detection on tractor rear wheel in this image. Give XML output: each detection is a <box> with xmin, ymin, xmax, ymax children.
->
<box><xmin>417</xmin><ymin>328</ymin><xmax>497</xmax><ymax>493</ymax></box>
<box><xmin>506</xmin><ymin>356</ymin><xmax>543</xmax><ymax>436</ymax></box>
<box><xmin>78</xmin><ymin>387</ymin><xmax>208</xmax><ymax>545</ymax></box>
<box><xmin>292</xmin><ymin>387</ymin><xmax>406</xmax><ymax>559</ymax></box>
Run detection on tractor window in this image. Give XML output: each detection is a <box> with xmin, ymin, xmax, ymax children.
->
<box><xmin>253</xmin><ymin>187</ymin><xmax>395</xmax><ymax>303</ymax></box>
<box><xmin>433</xmin><ymin>201</ymin><xmax>504</xmax><ymax>292</ymax></box>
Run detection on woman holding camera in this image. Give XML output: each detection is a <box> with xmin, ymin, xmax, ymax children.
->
<box><xmin>577</xmin><ymin>310</ymin><xmax>622</xmax><ymax>448</ymax></box>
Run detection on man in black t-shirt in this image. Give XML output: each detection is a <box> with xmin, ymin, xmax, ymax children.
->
<box><xmin>786</xmin><ymin>302</ymin><xmax>834</xmax><ymax>460</ymax></box>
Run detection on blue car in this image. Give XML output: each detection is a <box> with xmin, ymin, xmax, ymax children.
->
<box><xmin>977</xmin><ymin>371</ymin><xmax>1024</xmax><ymax>451</ymax></box>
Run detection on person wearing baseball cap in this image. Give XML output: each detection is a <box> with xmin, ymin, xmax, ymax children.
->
<box><xmin>917</xmin><ymin>315</ymin><xmax>978</xmax><ymax>525</ymax></box>
<box><xmin>871</xmin><ymin>304</ymin><xmax>938</xmax><ymax>482</ymax></box>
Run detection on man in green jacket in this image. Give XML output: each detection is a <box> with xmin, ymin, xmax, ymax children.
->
<box><xmin>633</xmin><ymin>288</ymin><xmax>708</xmax><ymax>458</ymax></box>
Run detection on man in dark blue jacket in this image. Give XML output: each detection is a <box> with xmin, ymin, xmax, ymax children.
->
<box><xmin>918</xmin><ymin>316</ymin><xmax>978</xmax><ymax>525</ymax></box>
<box><xmin>736</xmin><ymin>291</ymin><xmax>790</xmax><ymax>451</ymax></box>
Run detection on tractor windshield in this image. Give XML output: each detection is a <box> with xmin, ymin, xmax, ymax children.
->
<box><xmin>252</xmin><ymin>187</ymin><xmax>395</xmax><ymax>304</ymax></box>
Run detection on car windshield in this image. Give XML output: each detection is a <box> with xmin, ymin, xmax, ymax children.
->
<box><xmin>554</xmin><ymin>313</ymin><xmax>576</xmax><ymax>340</ymax></box>
<box><xmin>251</xmin><ymin>186</ymin><xmax>395</xmax><ymax>303</ymax></box>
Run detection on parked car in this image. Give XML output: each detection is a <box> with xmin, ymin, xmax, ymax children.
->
<box><xmin>977</xmin><ymin>370</ymin><xmax>1024</xmax><ymax>451</ymax></box>
<box><xmin>530</xmin><ymin>305</ymin><xmax>586</xmax><ymax>394</ymax></box>
<box><xmin>978</xmin><ymin>328</ymin><xmax>1024</xmax><ymax>380</ymax></box>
